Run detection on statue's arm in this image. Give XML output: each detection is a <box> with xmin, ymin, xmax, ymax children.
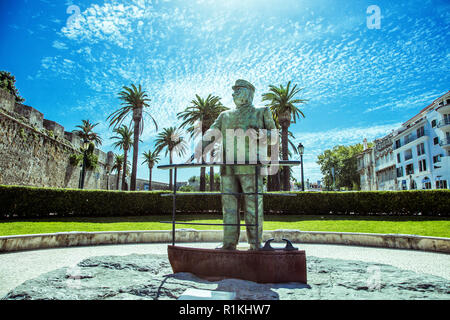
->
<box><xmin>262</xmin><ymin>107</ymin><xmax>277</xmax><ymax>144</ymax></box>
<box><xmin>263</xmin><ymin>107</ymin><xmax>277</xmax><ymax>130</ymax></box>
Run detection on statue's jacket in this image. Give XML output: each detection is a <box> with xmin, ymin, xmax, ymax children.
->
<box><xmin>203</xmin><ymin>105</ymin><xmax>277</xmax><ymax>175</ymax></box>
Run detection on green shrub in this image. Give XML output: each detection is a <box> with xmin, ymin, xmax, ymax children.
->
<box><xmin>0</xmin><ymin>185</ymin><xmax>448</xmax><ymax>218</ymax></box>
<box><xmin>69</xmin><ymin>154</ymin><xmax>83</xmax><ymax>166</ymax></box>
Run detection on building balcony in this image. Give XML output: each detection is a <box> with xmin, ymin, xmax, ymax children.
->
<box><xmin>436</xmin><ymin>102</ymin><xmax>450</xmax><ymax>115</ymax></box>
<box><xmin>437</xmin><ymin>119</ymin><xmax>450</xmax><ymax>132</ymax></box>
<box><xmin>393</xmin><ymin>131</ymin><xmax>428</xmax><ymax>151</ymax></box>
<box><xmin>439</xmin><ymin>138</ymin><xmax>450</xmax><ymax>149</ymax></box>
<box><xmin>433</xmin><ymin>156</ymin><xmax>450</xmax><ymax>177</ymax></box>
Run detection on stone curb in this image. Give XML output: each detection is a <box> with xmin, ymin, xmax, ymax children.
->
<box><xmin>0</xmin><ymin>230</ymin><xmax>449</xmax><ymax>254</ymax></box>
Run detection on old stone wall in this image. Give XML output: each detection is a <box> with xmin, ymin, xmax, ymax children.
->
<box><xmin>0</xmin><ymin>88</ymin><xmax>114</xmax><ymax>189</ymax></box>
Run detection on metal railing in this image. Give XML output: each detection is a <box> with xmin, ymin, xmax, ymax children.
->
<box><xmin>393</xmin><ymin>130</ymin><xmax>428</xmax><ymax>150</ymax></box>
<box><xmin>439</xmin><ymin>138</ymin><xmax>450</xmax><ymax>147</ymax></box>
<box><xmin>438</xmin><ymin>119</ymin><xmax>450</xmax><ymax>128</ymax></box>
<box><xmin>157</xmin><ymin>161</ymin><xmax>301</xmax><ymax>248</ymax></box>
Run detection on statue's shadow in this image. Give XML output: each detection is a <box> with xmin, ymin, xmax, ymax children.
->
<box><xmin>160</xmin><ymin>272</ymin><xmax>311</xmax><ymax>300</ymax></box>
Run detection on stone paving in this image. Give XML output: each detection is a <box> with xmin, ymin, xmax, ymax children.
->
<box><xmin>1</xmin><ymin>243</ymin><xmax>449</xmax><ymax>300</ymax></box>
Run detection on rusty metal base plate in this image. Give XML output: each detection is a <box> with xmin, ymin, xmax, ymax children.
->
<box><xmin>168</xmin><ymin>245</ymin><xmax>307</xmax><ymax>284</ymax></box>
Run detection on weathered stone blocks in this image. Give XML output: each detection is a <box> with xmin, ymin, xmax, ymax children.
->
<box><xmin>0</xmin><ymin>88</ymin><xmax>109</xmax><ymax>189</ymax></box>
<box><xmin>13</xmin><ymin>103</ymin><xmax>44</xmax><ymax>129</ymax></box>
<box><xmin>43</xmin><ymin>119</ymin><xmax>64</xmax><ymax>138</ymax></box>
<box><xmin>0</xmin><ymin>89</ymin><xmax>15</xmax><ymax>113</ymax></box>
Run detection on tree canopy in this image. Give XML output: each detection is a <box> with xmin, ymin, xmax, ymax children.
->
<box><xmin>317</xmin><ymin>143</ymin><xmax>372</xmax><ymax>190</ymax></box>
<box><xmin>0</xmin><ymin>71</ymin><xmax>25</xmax><ymax>103</ymax></box>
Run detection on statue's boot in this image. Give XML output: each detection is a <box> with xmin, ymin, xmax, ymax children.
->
<box><xmin>215</xmin><ymin>244</ymin><xmax>237</xmax><ymax>250</ymax></box>
<box><xmin>248</xmin><ymin>243</ymin><xmax>262</xmax><ymax>251</ymax></box>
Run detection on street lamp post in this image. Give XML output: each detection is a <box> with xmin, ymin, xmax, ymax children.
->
<box><xmin>79</xmin><ymin>139</ymin><xmax>89</xmax><ymax>189</ymax></box>
<box><xmin>297</xmin><ymin>143</ymin><xmax>305</xmax><ymax>191</ymax></box>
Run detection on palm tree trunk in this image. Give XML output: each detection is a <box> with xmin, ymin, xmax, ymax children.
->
<box><xmin>209</xmin><ymin>149</ymin><xmax>215</xmax><ymax>191</ymax></box>
<box><xmin>130</xmin><ymin>110</ymin><xmax>142</xmax><ymax>191</ymax></box>
<box><xmin>122</xmin><ymin>150</ymin><xmax>128</xmax><ymax>191</ymax></box>
<box><xmin>200</xmin><ymin>167</ymin><xmax>206</xmax><ymax>191</ymax></box>
<box><xmin>281</xmin><ymin>125</ymin><xmax>290</xmax><ymax>191</ymax></box>
<box><xmin>149</xmin><ymin>166</ymin><xmax>152</xmax><ymax>191</ymax></box>
<box><xmin>209</xmin><ymin>167</ymin><xmax>214</xmax><ymax>191</ymax></box>
<box><xmin>116</xmin><ymin>168</ymin><xmax>121</xmax><ymax>190</ymax></box>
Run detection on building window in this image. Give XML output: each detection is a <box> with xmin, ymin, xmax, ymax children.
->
<box><xmin>416</xmin><ymin>126</ymin><xmax>425</xmax><ymax>138</ymax></box>
<box><xmin>434</xmin><ymin>137</ymin><xmax>439</xmax><ymax>145</ymax></box>
<box><xmin>418</xmin><ymin>159</ymin><xmax>427</xmax><ymax>172</ymax></box>
<box><xmin>397</xmin><ymin>153</ymin><xmax>401</xmax><ymax>163</ymax></box>
<box><xmin>397</xmin><ymin>166</ymin><xmax>403</xmax><ymax>177</ymax></box>
<box><xmin>422</xmin><ymin>177</ymin><xmax>431</xmax><ymax>189</ymax></box>
<box><xmin>436</xmin><ymin>180</ymin><xmax>448</xmax><ymax>189</ymax></box>
<box><xmin>404</xmin><ymin>133</ymin><xmax>413</xmax><ymax>145</ymax></box>
<box><xmin>404</xmin><ymin>149</ymin><xmax>413</xmax><ymax>161</ymax></box>
<box><xmin>433</xmin><ymin>154</ymin><xmax>442</xmax><ymax>163</ymax></box>
<box><xmin>406</xmin><ymin>163</ymin><xmax>414</xmax><ymax>175</ymax></box>
<box><xmin>395</xmin><ymin>139</ymin><xmax>401</xmax><ymax>149</ymax></box>
<box><xmin>431</xmin><ymin>120</ymin><xmax>437</xmax><ymax>128</ymax></box>
<box><xmin>417</xmin><ymin>143</ymin><xmax>425</xmax><ymax>156</ymax></box>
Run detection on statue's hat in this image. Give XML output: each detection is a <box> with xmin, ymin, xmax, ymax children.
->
<box><xmin>232</xmin><ymin>79</ymin><xmax>255</xmax><ymax>93</ymax></box>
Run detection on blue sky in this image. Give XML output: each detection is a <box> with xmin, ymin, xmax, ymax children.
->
<box><xmin>1</xmin><ymin>0</ymin><xmax>449</xmax><ymax>184</ymax></box>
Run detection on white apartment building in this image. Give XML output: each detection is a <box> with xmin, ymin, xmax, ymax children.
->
<box><xmin>393</xmin><ymin>91</ymin><xmax>450</xmax><ymax>190</ymax></box>
<box><xmin>357</xmin><ymin>90</ymin><xmax>450</xmax><ymax>191</ymax></box>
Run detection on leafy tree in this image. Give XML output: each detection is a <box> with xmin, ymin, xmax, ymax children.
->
<box><xmin>262</xmin><ymin>81</ymin><xmax>307</xmax><ymax>190</ymax></box>
<box><xmin>107</xmin><ymin>84</ymin><xmax>158</xmax><ymax>191</ymax></box>
<box><xmin>154</xmin><ymin>127</ymin><xmax>187</xmax><ymax>190</ymax></box>
<box><xmin>72</xmin><ymin>119</ymin><xmax>102</xmax><ymax>146</ymax></box>
<box><xmin>177</xmin><ymin>94</ymin><xmax>228</xmax><ymax>191</ymax></box>
<box><xmin>111</xmin><ymin>125</ymin><xmax>133</xmax><ymax>190</ymax></box>
<box><xmin>0</xmin><ymin>71</ymin><xmax>24</xmax><ymax>103</ymax></box>
<box><xmin>317</xmin><ymin>143</ymin><xmax>369</xmax><ymax>190</ymax></box>
<box><xmin>142</xmin><ymin>149</ymin><xmax>160</xmax><ymax>191</ymax></box>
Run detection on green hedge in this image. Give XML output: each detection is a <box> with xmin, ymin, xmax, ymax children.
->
<box><xmin>0</xmin><ymin>185</ymin><xmax>449</xmax><ymax>218</ymax></box>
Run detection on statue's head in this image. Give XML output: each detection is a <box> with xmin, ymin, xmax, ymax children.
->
<box><xmin>232</xmin><ymin>79</ymin><xmax>255</xmax><ymax>107</ymax></box>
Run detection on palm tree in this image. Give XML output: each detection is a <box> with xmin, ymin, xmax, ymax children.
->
<box><xmin>154</xmin><ymin>127</ymin><xmax>187</xmax><ymax>190</ymax></box>
<box><xmin>107</xmin><ymin>84</ymin><xmax>158</xmax><ymax>191</ymax></box>
<box><xmin>72</xmin><ymin>119</ymin><xmax>102</xmax><ymax>146</ymax></box>
<box><xmin>262</xmin><ymin>81</ymin><xmax>307</xmax><ymax>190</ymax></box>
<box><xmin>177</xmin><ymin>94</ymin><xmax>228</xmax><ymax>191</ymax></box>
<box><xmin>110</xmin><ymin>125</ymin><xmax>133</xmax><ymax>190</ymax></box>
<box><xmin>142</xmin><ymin>149</ymin><xmax>160</xmax><ymax>191</ymax></box>
<box><xmin>111</xmin><ymin>154</ymin><xmax>124</xmax><ymax>190</ymax></box>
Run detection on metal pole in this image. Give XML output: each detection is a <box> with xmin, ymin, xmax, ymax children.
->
<box><xmin>80</xmin><ymin>150</ymin><xmax>87</xmax><ymax>189</ymax></box>
<box><xmin>301</xmin><ymin>154</ymin><xmax>305</xmax><ymax>191</ymax></box>
<box><xmin>172</xmin><ymin>168</ymin><xmax>177</xmax><ymax>246</ymax></box>
<box><xmin>254</xmin><ymin>165</ymin><xmax>259</xmax><ymax>250</ymax></box>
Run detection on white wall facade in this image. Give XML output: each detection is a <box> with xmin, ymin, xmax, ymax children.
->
<box><xmin>394</xmin><ymin>92</ymin><xmax>450</xmax><ymax>190</ymax></box>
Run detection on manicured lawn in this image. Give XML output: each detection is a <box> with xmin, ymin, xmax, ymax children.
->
<box><xmin>0</xmin><ymin>215</ymin><xmax>449</xmax><ymax>238</ymax></box>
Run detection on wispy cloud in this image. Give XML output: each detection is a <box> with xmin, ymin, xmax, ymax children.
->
<box><xmin>21</xmin><ymin>0</ymin><xmax>450</xmax><ymax>182</ymax></box>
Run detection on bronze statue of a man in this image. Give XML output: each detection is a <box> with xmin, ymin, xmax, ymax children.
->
<box><xmin>198</xmin><ymin>80</ymin><xmax>277</xmax><ymax>250</ymax></box>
